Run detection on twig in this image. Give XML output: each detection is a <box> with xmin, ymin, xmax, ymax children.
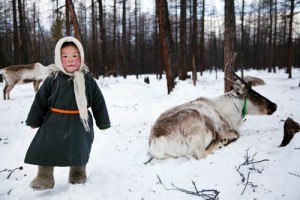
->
<box><xmin>288</xmin><ymin>172</ymin><xmax>300</xmax><ymax>178</ymax></box>
<box><xmin>7</xmin><ymin>189</ymin><xmax>12</xmax><ymax>195</ymax></box>
<box><xmin>157</xmin><ymin>175</ymin><xmax>219</xmax><ymax>200</ymax></box>
<box><xmin>144</xmin><ymin>157</ymin><xmax>154</xmax><ymax>165</ymax></box>
<box><xmin>0</xmin><ymin>169</ymin><xmax>10</xmax><ymax>173</ymax></box>
<box><xmin>7</xmin><ymin>166</ymin><xmax>23</xmax><ymax>179</ymax></box>
<box><xmin>236</xmin><ymin>148</ymin><xmax>269</xmax><ymax>183</ymax></box>
<box><xmin>241</xmin><ymin>172</ymin><xmax>257</xmax><ymax>195</ymax></box>
<box><xmin>236</xmin><ymin>148</ymin><xmax>268</xmax><ymax>195</ymax></box>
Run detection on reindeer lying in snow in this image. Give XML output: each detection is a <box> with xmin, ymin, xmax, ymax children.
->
<box><xmin>0</xmin><ymin>63</ymin><xmax>50</xmax><ymax>100</ymax></box>
<box><xmin>149</xmin><ymin>73</ymin><xmax>277</xmax><ymax>160</ymax></box>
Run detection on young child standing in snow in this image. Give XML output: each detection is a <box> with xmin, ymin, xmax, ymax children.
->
<box><xmin>24</xmin><ymin>36</ymin><xmax>110</xmax><ymax>190</ymax></box>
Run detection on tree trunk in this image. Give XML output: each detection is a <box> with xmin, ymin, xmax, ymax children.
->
<box><xmin>179</xmin><ymin>0</ymin><xmax>187</xmax><ymax>80</ymax></box>
<box><xmin>272</xmin><ymin>0</ymin><xmax>277</xmax><ymax>73</ymax></box>
<box><xmin>286</xmin><ymin>0</ymin><xmax>294</xmax><ymax>79</ymax></box>
<box><xmin>224</xmin><ymin>0</ymin><xmax>236</xmax><ymax>92</ymax></box>
<box><xmin>112</xmin><ymin>0</ymin><xmax>117</xmax><ymax>76</ymax></box>
<box><xmin>268</xmin><ymin>0</ymin><xmax>273</xmax><ymax>73</ymax></box>
<box><xmin>12</xmin><ymin>0</ymin><xmax>19</xmax><ymax>64</ymax></box>
<box><xmin>156</xmin><ymin>0</ymin><xmax>178</xmax><ymax>94</ymax></box>
<box><xmin>18</xmin><ymin>0</ymin><xmax>29</xmax><ymax>63</ymax></box>
<box><xmin>240</xmin><ymin>0</ymin><xmax>245</xmax><ymax>76</ymax></box>
<box><xmin>121</xmin><ymin>0</ymin><xmax>127</xmax><ymax>78</ymax></box>
<box><xmin>65</xmin><ymin>0</ymin><xmax>70</xmax><ymax>36</ymax></box>
<box><xmin>66</xmin><ymin>0</ymin><xmax>82</xmax><ymax>41</ymax></box>
<box><xmin>98</xmin><ymin>0</ymin><xmax>106</xmax><ymax>75</ymax></box>
<box><xmin>199</xmin><ymin>0</ymin><xmax>205</xmax><ymax>76</ymax></box>
<box><xmin>191</xmin><ymin>0</ymin><xmax>198</xmax><ymax>85</ymax></box>
<box><xmin>91</xmin><ymin>0</ymin><xmax>98</xmax><ymax>78</ymax></box>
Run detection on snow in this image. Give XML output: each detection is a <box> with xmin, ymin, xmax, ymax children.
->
<box><xmin>0</xmin><ymin>69</ymin><xmax>300</xmax><ymax>200</ymax></box>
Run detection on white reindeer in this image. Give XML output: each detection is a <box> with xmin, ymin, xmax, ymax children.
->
<box><xmin>149</xmin><ymin>73</ymin><xmax>277</xmax><ymax>160</ymax></box>
<box><xmin>0</xmin><ymin>63</ymin><xmax>50</xmax><ymax>100</ymax></box>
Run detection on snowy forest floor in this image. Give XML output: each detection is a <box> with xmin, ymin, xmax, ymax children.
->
<box><xmin>0</xmin><ymin>69</ymin><xmax>300</xmax><ymax>200</ymax></box>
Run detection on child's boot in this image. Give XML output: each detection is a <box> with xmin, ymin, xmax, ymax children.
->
<box><xmin>30</xmin><ymin>166</ymin><xmax>54</xmax><ymax>190</ymax></box>
<box><xmin>69</xmin><ymin>166</ymin><xmax>86</xmax><ymax>184</ymax></box>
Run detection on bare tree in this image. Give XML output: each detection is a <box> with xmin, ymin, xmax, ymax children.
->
<box><xmin>121</xmin><ymin>0</ymin><xmax>127</xmax><ymax>78</ymax></box>
<box><xmin>18</xmin><ymin>0</ymin><xmax>29</xmax><ymax>63</ymax></box>
<box><xmin>191</xmin><ymin>0</ymin><xmax>198</xmax><ymax>85</ymax></box>
<box><xmin>12</xmin><ymin>0</ymin><xmax>19</xmax><ymax>64</ymax></box>
<box><xmin>224</xmin><ymin>0</ymin><xmax>236</xmax><ymax>92</ymax></box>
<box><xmin>268</xmin><ymin>0</ymin><xmax>273</xmax><ymax>73</ymax></box>
<box><xmin>98</xmin><ymin>0</ymin><xmax>107</xmax><ymax>75</ymax></box>
<box><xmin>199</xmin><ymin>0</ymin><xmax>205</xmax><ymax>76</ymax></box>
<box><xmin>156</xmin><ymin>0</ymin><xmax>178</xmax><ymax>94</ymax></box>
<box><xmin>179</xmin><ymin>0</ymin><xmax>187</xmax><ymax>80</ymax></box>
<box><xmin>66</xmin><ymin>0</ymin><xmax>82</xmax><ymax>41</ymax></box>
<box><xmin>91</xmin><ymin>0</ymin><xmax>98</xmax><ymax>77</ymax></box>
<box><xmin>286</xmin><ymin>0</ymin><xmax>295</xmax><ymax>78</ymax></box>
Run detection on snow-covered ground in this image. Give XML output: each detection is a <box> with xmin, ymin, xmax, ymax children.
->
<box><xmin>0</xmin><ymin>69</ymin><xmax>299</xmax><ymax>200</ymax></box>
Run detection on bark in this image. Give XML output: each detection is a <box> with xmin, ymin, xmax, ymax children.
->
<box><xmin>224</xmin><ymin>0</ymin><xmax>236</xmax><ymax>92</ymax></box>
<box><xmin>97</xmin><ymin>0</ymin><xmax>106</xmax><ymax>75</ymax></box>
<box><xmin>179</xmin><ymin>0</ymin><xmax>187</xmax><ymax>80</ymax></box>
<box><xmin>18</xmin><ymin>0</ymin><xmax>29</xmax><ymax>63</ymax></box>
<box><xmin>121</xmin><ymin>0</ymin><xmax>127</xmax><ymax>78</ymax></box>
<box><xmin>286</xmin><ymin>0</ymin><xmax>294</xmax><ymax>78</ymax></box>
<box><xmin>65</xmin><ymin>0</ymin><xmax>70</xmax><ymax>36</ymax></box>
<box><xmin>12</xmin><ymin>0</ymin><xmax>19</xmax><ymax>64</ymax></box>
<box><xmin>199</xmin><ymin>0</ymin><xmax>205</xmax><ymax>76</ymax></box>
<box><xmin>191</xmin><ymin>0</ymin><xmax>198</xmax><ymax>85</ymax></box>
<box><xmin>156</xmin><ymin>0</ymin><xmax>178</xmax><ymax>94</ymax></box>
<box><xmin>91</xmin><ymin>0</ymin><xmax>98</xmax><ymax>77</ymax></box>
<box><xmin>66</xmin><ymin>0</ymin><xmax>82</xmax><ymax>41</ymax></box>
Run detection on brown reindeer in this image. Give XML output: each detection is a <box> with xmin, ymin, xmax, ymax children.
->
<box><xmin>149</xmin><ymin>73</ymin><xmax>277</xmax><ymax>160</ymax></box>
<box><xmin>0</xmin><ymin>63</ymin><xmax>50</xmax><ymax>100</ymax></box>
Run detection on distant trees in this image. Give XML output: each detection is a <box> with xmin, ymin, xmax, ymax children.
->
<box><xmin>0</xmin><ymin>0</ymin><xmax>299</xmax><ymax>85</ymax></box>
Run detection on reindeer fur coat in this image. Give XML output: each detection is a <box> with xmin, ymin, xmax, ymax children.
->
<box><xmin>25</xmin><ymin>72</ymin><xmax>110</xmax><ymax>166</ymax></box>
<box><xmin>24</xmin><ymin>38</ymin><xmax>110</xmax><ymax>167</ymax></box>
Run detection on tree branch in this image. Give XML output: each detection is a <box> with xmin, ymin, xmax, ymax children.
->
<box><xmin>157</xmin><ymin>175</ymin><xmax>219</xmax><ymax>200</ymax></box>
<box><xmin>236</xmin><ymin>148</ymin><xmax>269</xmax><ymax>195</ymax></box>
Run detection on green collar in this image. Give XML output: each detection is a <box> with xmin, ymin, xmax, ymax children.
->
<box><xmin>242</xmin><ymin>97</ymin><xmax>247</xmax><ymax>118</ymax></box>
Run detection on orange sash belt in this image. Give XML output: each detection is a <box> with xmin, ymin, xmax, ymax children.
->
<box><xmin>50</xmin><ymin>107</ymin><xmax>80</xmax><ymax>114</ymax></box>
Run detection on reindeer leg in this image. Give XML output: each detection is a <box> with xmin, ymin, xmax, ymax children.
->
<box><xmin>219</xmin><ymin>130</ymin><xmax>240</xmax><ymax>146</ymax></box>
<box><xmin>3</xmin><ymin>85</ymin><xmax>7</xmax><ymax>100</ymax></box>
<box><xmin>33</xmin><ymin>80</ymin><xmax>42</xmax><ymax>92</ymax></box>
<box><xmin>4</xmin><ymin>84</ymin><xmax>15</xmax><ymax>100</ymax></box>
<box><xmin>205</xmin><ymin>139</ymin><xmax>221</xmax><ymax>155</ymax></box>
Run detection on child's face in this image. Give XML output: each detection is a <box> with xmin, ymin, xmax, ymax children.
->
<box><xmin>61</xmin><ymin>45</ymin><xmax>81</xmax><ymax>73</ymax></box>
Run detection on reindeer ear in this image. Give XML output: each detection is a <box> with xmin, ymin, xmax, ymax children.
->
<box><xmin>233</xmin><ymin>81</ymin><xmax>247</xmax><ymax>97</ymax></box>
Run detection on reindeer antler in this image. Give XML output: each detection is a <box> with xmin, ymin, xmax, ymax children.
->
<box><xmin>233</xmin><ymin>72</ymin><xmax>251</xmax><ymax>89</ymax></box>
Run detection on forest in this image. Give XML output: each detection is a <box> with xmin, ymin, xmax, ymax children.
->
<box><xmin>0</xmin><ymin>0</ymin><xmax>299</xmax><ymax>83</ymax></box>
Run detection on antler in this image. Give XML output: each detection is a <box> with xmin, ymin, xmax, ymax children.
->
<box><xmin>233</xmin><ymin>72</ymin><xmax>251</xmax><ymax>89</ymax></box>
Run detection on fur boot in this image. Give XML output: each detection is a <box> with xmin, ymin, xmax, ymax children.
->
<box><xmin>30</xmin><ymin>166</ymin><xmax>54</xmax><ymax>190</ymax></box>
<box><xmin>69</xmin><ymin>166</ymin><xmax>86</xmax><ymax>184</ymax></box>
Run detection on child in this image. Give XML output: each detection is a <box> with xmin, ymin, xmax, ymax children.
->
<box><xmin>24</xmin><ymin>36</ymin><xmax>110</xmax><ymax>190</ymax></box>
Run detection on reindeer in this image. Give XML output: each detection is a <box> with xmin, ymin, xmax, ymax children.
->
<box><xmin>0</xmin><ymin>63</ymin><xmax>50</xmax><ymax>100</ymax></box>
<box><xmin>149</xmin><ymin>73</ymin><xmax>277</xmax><ymax>160</ymax></box>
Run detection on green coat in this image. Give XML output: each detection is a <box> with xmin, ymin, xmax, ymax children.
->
<box><xmin>25</xmin><ymin>72</ymin><xmax>110</xmax><ymax>166</ymax></box>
